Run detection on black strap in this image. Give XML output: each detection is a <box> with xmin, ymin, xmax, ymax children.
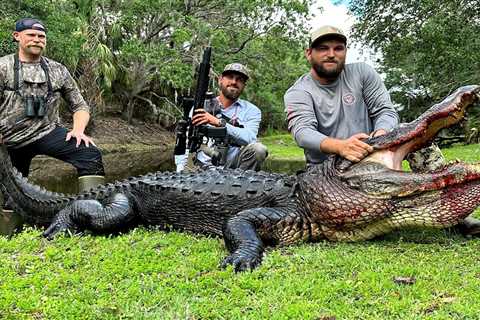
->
<box><xmin>39</xmin><ymin>57</ymin><xmax>53</xmax><ymax>98</ymax></box>
<box><xmin>12</xmin><ymin>54</ymin><xmax>53</xmax><ymax>98</ymax></box>
<box><xmin>221</xmin><ymin>114</ymin><xmax>244</xmax><ymax>128</ymax></box>
<box><xmin>13</xmin><ymin>53</ymin><xmax>20</xmax><ymax>94</ymax></box>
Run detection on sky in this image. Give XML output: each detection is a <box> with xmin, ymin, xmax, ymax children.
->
<box><xmin>309</xmin><ymin>0</ymin><xmax>376</xmax><ymax>65</ymax></box>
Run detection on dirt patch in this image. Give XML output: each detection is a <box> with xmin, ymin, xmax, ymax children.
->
<box><xmin>86</xmin><ymin>116</ymin><xmax>175</xmax><ymax>147</ymax></box>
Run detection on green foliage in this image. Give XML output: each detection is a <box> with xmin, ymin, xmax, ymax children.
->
<box><xmin>0</xmin><ymin>0</ymin><xmax>313</xmax><ymax>127</ymax></box>
<box><xmin>349</xmin><ymin>0</ymin><xmax>480</xmax><ymax>128</ymax></box>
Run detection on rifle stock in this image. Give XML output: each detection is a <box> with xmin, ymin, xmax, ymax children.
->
<box><xmin>173</xmin><ymin>97</ymin><xmax>194</xmax><ymax>156</ymax></box>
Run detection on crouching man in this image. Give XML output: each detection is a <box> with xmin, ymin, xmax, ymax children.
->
<box><xmin>176</xmin><ymin>63</ymin><xmax>268</xmax><ymax>172</ymax></box>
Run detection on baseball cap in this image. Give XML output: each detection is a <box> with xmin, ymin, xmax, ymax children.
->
<box><xmin>310</xmin><ymin>25</ymin><xmax>346</xmax><ymax>47</ymax></box>
<box><xmin>14</xmin><ymin>18</ymin><xmax>47</xmax><ymax>33</ymax></box>
<box><xmin>222</xmin><ymin>63</ymin><xmax>250</xmax><ymax>80</ymax></box>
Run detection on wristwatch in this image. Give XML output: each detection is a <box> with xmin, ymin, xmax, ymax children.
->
<box><xmin>217</xmin><ymin>117</ymin><xmax>227</xmax><ymax>127</ymax></box>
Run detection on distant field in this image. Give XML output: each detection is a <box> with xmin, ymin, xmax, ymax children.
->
<box><xmin>1</xmin><ymin>135</ymin><xmax>480</xmax><ymax>319</ymax></box>
<box><xmin>261</xmin><ymin>134</ymin><xmax>304</xmax><ymax>160</ymax></box>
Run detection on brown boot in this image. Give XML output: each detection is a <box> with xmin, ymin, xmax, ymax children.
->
<box><xmin>456</xmin><ymin>216</ymin><xmax>480</xmax><ymax>236</ymax></box>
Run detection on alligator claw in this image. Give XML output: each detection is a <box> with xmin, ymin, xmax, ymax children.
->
<box><xmin>42</xmin><ymin>221</ymin><xmax>70</xmax><ymax>240</ymax></box>
<box><xmin>221</xmin><ymin>252</ymin><xmax>262</xmax><ymax>272</ymax></box>
<box><xmin>42</xmin><ymin>210</ymin><xmax>75</xmax><ymax>240</ymax></box>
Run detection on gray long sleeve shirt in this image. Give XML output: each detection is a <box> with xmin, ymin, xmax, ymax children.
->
<box><xmin>284</xmin><ymin>62</ymin><xmax>399</xmax><ymax>164</ymax></box>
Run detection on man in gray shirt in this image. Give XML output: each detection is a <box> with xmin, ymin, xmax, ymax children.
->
<box><xmin>284</xmin><ymin>25</ymin><xmax>480</xmax><ymax>235</ymax></box>
<box><xmin>284</xmin><ymin>25</ymin><xmax>399</xmax><ymax>164</ymax></box>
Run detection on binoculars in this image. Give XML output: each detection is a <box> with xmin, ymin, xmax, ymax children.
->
<box><xmin>24</xmin><ymin>95</ymin><xmax>46</xmax><ymax>118</ymax></box>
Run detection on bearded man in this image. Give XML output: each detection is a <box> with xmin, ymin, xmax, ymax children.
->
<box><xmin>0</xmin><ymin>18</ymin><xmax>105</xmax><ymax>233</ymax></box>
<box><xmin>176</xmin><ymin>63</ymin><xmax>267</xmax><ymax>171</ymax></box>
<box><xmin>284</xmin><ymin>25</ymin><xmax>399</xmax><ymax>164</ymax></box>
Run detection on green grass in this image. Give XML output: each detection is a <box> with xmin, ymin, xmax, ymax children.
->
<box><xmin>2</xmin><ymin>135</ymin><xmax>480</xmax><ymax>319</ymax></box>
<box><xmin>260</xmin><ymin>134</ymin><xmax>304</xmax><ymax>160</ymax></box>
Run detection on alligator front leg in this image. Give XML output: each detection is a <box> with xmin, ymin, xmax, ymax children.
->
<box><xmin>43</xmin><ymin>193</ymin><xmax>137</xmax><ymax>239</ymax></box>
<box><xmin>221</xmin><ymin>206</ymin><xmax>307</xmax><ymax>272</ymax></box>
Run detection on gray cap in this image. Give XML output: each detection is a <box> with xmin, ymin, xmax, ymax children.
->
<box><xmin>310</xmin><ymin>25</ymin><xmax>346</xmax><ymax>47</ymax></box>
<box><xmin>222</xmin><ymin>63</ymin><xmax>250</xmax><ymax>80</ymax></box>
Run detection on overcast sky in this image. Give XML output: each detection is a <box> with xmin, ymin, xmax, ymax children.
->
<box><xmin>309</xmin><ymin>0</ymin><xmax>376</xmax><ymax>65</ymax></box>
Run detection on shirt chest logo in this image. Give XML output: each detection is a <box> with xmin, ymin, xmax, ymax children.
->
<box><xmin>342</xmin><ymin>93</ymin><xmax>356</xmax><ymax>105</ymax></box>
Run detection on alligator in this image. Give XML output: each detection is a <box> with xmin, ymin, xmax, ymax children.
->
<box><xmin>1</xmin><ymin>85</ymin><xmax>479</xmax><ymax>272</ymax></box>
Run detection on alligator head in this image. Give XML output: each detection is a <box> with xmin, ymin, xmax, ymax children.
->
<box><xmin>343</xmin><ymin>85</ymin><xmax>480</xmax><ymax>194</ymax></box>
<box><xmin>299</xmin><ymin>85</ymin><xmax>480</xmax><ymax>241</ymax></box>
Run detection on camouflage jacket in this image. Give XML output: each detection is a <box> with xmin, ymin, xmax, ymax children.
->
<box><xmin>0</xmin><ymin>53</ymin><xmax>89</xmax><ymax>148</ymax></box>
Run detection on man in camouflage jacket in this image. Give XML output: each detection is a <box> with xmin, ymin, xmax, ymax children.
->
<box><xmin>0</xmin><ymin>18</ymin><xmax>105</xmax><ymax>231</ymax></box>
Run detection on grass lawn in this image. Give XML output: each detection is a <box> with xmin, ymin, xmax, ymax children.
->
<box><xmin>1</xmin><ymin>135</ymin><xmax>480</xmax><ymax>319</ymax></box>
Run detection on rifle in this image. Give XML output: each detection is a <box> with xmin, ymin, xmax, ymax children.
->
<box><xmin>187</xmin><ymin>47</ymin><xmax>212</xmax><ymax>153</ymax></box>
<box><xmin>173</xmin><ymin>47</ymin><xmax>229</xmax><ymax>169</ymax></box>
<box><xmin>173</xmin><ymin>46</ymin><xmax>213</xmax><ymax>157</ymax></box>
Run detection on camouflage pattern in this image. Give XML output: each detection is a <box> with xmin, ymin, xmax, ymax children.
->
<box><xmin>222</xmin><ymin>63</ymin><xmax>250</xmax><ymax>79</ymax></box>
<box><xmin>0</xmin><ymin>54</ymin><xmax>89</xmax><ymax>148</ymax></box>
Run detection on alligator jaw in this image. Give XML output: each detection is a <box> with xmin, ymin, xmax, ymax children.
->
<box><xmin>363</xmin><ymin>85</ymin><xmax>480</xmax><ymax>170</ymax></box>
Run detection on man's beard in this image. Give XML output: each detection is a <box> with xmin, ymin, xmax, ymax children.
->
<box><xmin>312</xmin><ymin>60</ymin><xmax>345</xmax><ymax>80</ymax></box>
<box><xmin>220</xmin><ymin>84</ymin><xmax>242</xmax><ymax>100</ymax></box>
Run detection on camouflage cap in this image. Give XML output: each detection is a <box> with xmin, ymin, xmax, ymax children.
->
<box><xmin>222</xmin><ymin>63</ymin><xmax>250</xmax><ymax>80</ymax></box>
<box><xmin>15</xmin><ymin>18</ymin><xmax>47</xmax><ymax>33</ymax></box>
<box><xmin>310</xmin><ymin>25</ymin><xmax>346</xmax><ymax>47</ymax></box>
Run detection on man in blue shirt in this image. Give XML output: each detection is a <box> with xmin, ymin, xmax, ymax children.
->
<box><xmin>178</xmin><ymin>63</ymin><xmax>267</xmax><ymax>171</ymax></box>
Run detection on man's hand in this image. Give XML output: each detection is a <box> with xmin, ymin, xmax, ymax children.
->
<box><xmin>191</xmin><ymin>109</ymin><xmax>220</xmax><ymax>127</ymax></box>
<box><xmin>371</xmin><ymin>129</ymin><xmax>388</xmax><ymax>137</ymax></box>
<box><xmin>321</xmin><ymin>133</ymin><xmax>373</xmax><ymax>162</ymax></box>
<box><xmin>69</xmin><ymin>110</ymin><xmax>94</xmax><ymax>147</ymax></box>
<box><xmin>66</xmin><ymin>129</ymin><xmax>96</xmax><ymax>148</ymax></box>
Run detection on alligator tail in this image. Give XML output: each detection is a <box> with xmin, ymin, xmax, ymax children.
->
<box><xmin>0</xmin><ymin>144</ymin><xmax>73</xmax><ymax>226</ymax></box>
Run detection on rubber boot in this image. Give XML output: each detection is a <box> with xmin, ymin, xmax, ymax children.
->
<box><xmin>456</xmin><ymin>216</ymin><xmax>480</xmax><ymax>237</ymax></box>
<box><xmin>78</xmin><ymin>175</ymin><xmax>105</xmax><ymax>193</ymax></box>
<box><xmin>0</xmin><ymin>197</ymin><xmax>23</xmax><ymax>236</ymax></box>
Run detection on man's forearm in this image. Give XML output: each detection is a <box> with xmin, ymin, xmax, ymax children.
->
<box><xmin>320</xmin><ymin>133</ymin><xmax>373</xmax><ymax>162</ymax></box>
<box><xmin>292</xmin><ymin>127</ymin><xmax>326</xmax><ymax>152</ymax></box>
<box><xmin>319</xmin><ymin>137</ymin><xmax>342</xmax><ymax>154</ymax></box>
<box><xmin>72</xmin><ymin>110</ymin><xmax>90</xmax><ymax>133</ymax></box>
